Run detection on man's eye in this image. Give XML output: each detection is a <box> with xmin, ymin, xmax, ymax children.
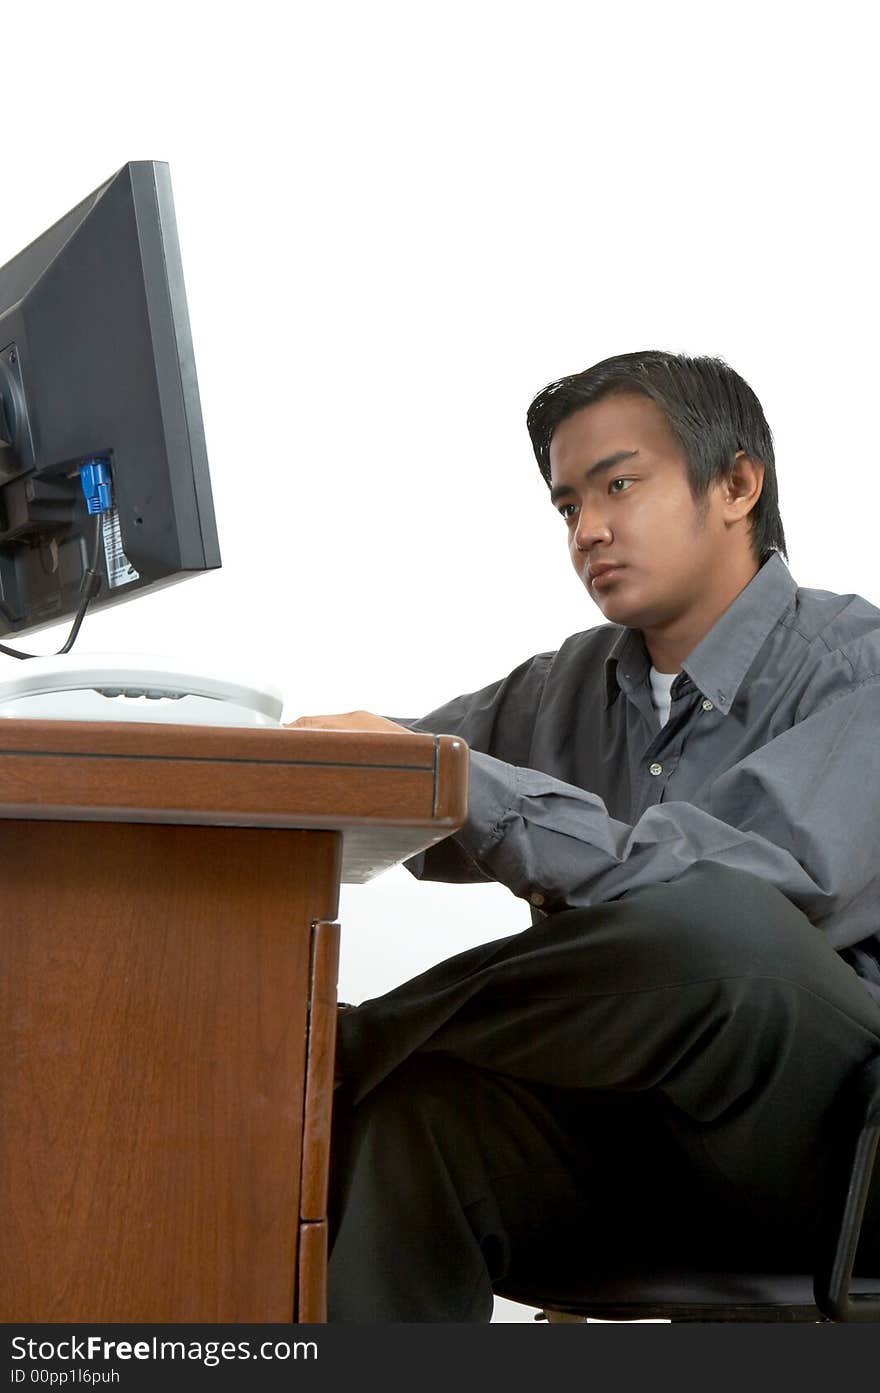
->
<box><xmin>609</xmin><ymin>478</ymin><xmax>635</xmax><ymax>494</ymax></box>
<box><xmin>558</xmin><ymin>503</ymin><xmax>578</xmax><ymax>522</ymax></box>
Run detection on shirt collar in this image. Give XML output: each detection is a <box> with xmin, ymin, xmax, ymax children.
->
<box><xmin>603</xmin><ymin>552</ymin><xmax>798</xmax><ymax>715</ymax></box>
<box><xmin>604</xmin><ymin>626</ymin><xmax>650</xmax><ymax>707</ymax></box>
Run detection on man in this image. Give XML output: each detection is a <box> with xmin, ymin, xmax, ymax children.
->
<box><xmin>289</xmin><ymin>350</ymin><xmax>880</xmax><ymax>1321</ymax></box>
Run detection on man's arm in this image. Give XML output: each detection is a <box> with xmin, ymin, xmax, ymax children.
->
<box><xmin>286</xmin><ymin>649</ymin><xmax>553</xmax><ymax>752</ymax></box>
<box><xmin>287</xmin><ymin>712</ymin><xmax>411</xmax><ymax>734</ymax></box>
<box><xmin>287</xmin><ymin>651</ymin><xmax>555</xmax><ymax>884</ymax></box>
<box><xmin>453</xmin><ymin>678</ymin><xmax>880</xmax><ymax>942</ymax></box>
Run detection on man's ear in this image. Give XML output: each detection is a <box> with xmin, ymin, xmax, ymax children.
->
<box><xmin>723</xmin><ymin>451</ymin><xmax>764</xmax><ymax>523</ymax></box>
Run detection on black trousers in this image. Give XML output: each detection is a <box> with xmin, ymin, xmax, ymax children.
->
<box><xmin>328</xmin><ymin>862</ymin><xmax>880</xmax><ymax>1321</ymax></box>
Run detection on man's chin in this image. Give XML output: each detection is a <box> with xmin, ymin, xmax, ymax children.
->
<box><xmin>587</xmin><ymin>586</ymin><xmax>643</xmax><ymax>628</ymax></box>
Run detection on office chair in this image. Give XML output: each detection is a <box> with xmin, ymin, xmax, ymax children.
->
<box><xmin>496</xmin><ymin>1053</ymin><xmax>880</xmax><ymax>1323</ymax></box>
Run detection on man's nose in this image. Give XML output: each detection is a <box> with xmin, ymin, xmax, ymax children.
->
<box><xmin>574</xmin><ymin>504</ymin><xmax>613</xmax><ymax>552</ymax></box>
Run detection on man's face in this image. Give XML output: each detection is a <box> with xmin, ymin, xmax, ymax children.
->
<box><xmin>548</xmin><ymin>391</ymin><xmax>744</xmax><ymax>637</ymax></box>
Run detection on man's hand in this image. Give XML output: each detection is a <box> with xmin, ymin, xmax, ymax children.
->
<box><xmin>285</xmin><ymin>711</ymin><xmax>412</xmax><ymax>734</ymax></box>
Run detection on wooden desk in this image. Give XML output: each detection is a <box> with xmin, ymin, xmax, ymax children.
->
<box><xmin>0</xmin><ymin>720</ymin><xmax>468</xmax><ymax>1322</ymax></box>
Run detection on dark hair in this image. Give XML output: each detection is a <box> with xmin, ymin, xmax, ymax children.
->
<box><xmin>526</xmin><ymin>350</ymin><xmax>787</xmax><ymax>563</ymax></box>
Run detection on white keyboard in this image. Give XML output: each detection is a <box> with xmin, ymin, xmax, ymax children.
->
<box><xmin>0</xmin><ymin>653</ymin><xmax>284</xmax><ymax>728</ymax></box>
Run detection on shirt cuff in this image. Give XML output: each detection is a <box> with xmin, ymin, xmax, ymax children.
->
<box><xmin>453</xmin><ymin>748</ymin><xmax>522</xmax><ymax>863</ymax></box>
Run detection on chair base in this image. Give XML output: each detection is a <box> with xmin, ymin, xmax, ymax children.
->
<box><xmin>497</xmin><ymin>1269</ymin><xmax>880</xmax><ymax>1323</ymax></box>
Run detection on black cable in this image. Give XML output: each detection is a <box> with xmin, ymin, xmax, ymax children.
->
<box><xmin>0</xmin><ymin>513</ymin><xmax>104</xmax><ymax>661</ymax></box>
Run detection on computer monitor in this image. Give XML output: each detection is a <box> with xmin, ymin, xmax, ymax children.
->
<box><xmin>0</xmin><ymin>160</ymin><xmax>221</xmax><ymax>649</ymax></box>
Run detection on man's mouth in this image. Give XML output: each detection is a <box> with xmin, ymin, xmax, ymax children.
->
<box><xmin>588</xmin><ymin>563</ymin><xmax>625</xmax><ymax>589</ymax></box>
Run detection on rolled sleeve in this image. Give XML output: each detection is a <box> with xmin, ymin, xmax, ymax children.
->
<box><xmin>393</xmin><ymin>650</ymin><xmax>554</xmax><ymax>886</ymax></box>
<box><xmin>450</xmin><ymin>680</ymin><xmax>880</xmax><ymax>942</ymax></box>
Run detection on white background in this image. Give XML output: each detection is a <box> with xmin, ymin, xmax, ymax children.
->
<box><xmin>3</xmin><ymin>0</ymin><xmax>878</xmax><ymax>1322</ymax></box>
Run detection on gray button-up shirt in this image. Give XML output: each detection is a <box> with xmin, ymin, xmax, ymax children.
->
<box><xmin>401</xmin><ymin>552</ymin><xmax>880</xmax><ymax>1004</ymax></box>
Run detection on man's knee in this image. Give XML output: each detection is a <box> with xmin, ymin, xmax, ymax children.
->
<box><xmin>616</xmin><ymin>860</ymin><xmax>818</xmax><ymax>976</ymax></box>
<box><xmin>606</xmin><ymin>861</ymin><xmax>880</xmax><ymax>1033</ymax></box>
<box><xmin>536</xmin><ymin>860</ymin><xmax>845</xmax><ymax>1007</ymax></box>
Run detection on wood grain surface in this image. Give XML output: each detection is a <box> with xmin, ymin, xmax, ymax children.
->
<box><xmin>0</xmin><ymin>720</ymin><xmax>469</xmax><ymax>1321</ymax></box>
<box><xmin>0</xmin><ymin>721</ymin><xmax>469</xmax><ymax>882</ymax></box>
<box><xmin>0</xmin><ymin>820</ymin><xmax>340</xmax><ymax>1321</ymax></box>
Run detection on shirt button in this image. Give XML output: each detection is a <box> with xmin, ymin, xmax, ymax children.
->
<box><xmin>649</xmin><ymin>762</ymin><xmax>663</xmax><ymax>776</ymax></box>
<box><xmin>529</xmin><ymin>891</ymin><xmax>546</xmax><ymax>907</ymax></box>
<box><xmin>702</xmin><ymin>699</ymin><xmax>714</xmax><ymax>712</ymax></box>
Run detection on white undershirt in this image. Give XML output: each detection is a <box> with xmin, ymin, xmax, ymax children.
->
<box><xmin>649</xmin><ymin>666</ymin><xmax>678</xmax><ymax>727</ymax></box>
